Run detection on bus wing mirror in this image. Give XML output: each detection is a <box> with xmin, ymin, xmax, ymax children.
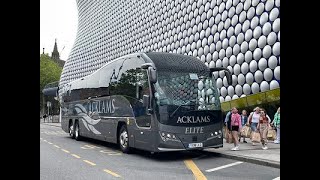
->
<box><xmin>141</xmin><ymin>63</ymin><xmax>153</xmax><ymax>69</ymax></box>
<box><xmin>143</xmin><ymin>95</ymin><xmax>150</xmax><ymax>107</ymax></box>
<box><xmin>148</xmin><ymin>67</ymin><xmax>157</xmax><ymax>84</ymax></box>
<box><xmin>210</xmin><ymin>67</ymin><xmax>232</xmax><ymax>85</ymax></box>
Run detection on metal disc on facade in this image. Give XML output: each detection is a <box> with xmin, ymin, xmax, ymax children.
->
<box><xmin>274</xmin><ymin>66</ymin><xmax>280</xmax><ymax>80</ymax></box>
<box><xmin>241</xmin><ymin>62</ymin><xmax>249</xmax><ymax>74</ymax></box>
<box><xmin>258</xmin><ymin>58</ymin><xmax>268</xmax><ymax>71</ymax></box>
<box><xmin>272</xmin><ymin>42</ymin><xmax>280</xmax><ymax>56</ymax></box>
<box><xmin>269</xmin><ymin>8</ymin><xmax>279</xmax><ymax>21</ymax></box>
<box><xmin>254</xmin><ymin>70</ymin><xmax>263</xmax><ymax>83</ymax></box>
<box><xmin>245</xmin><ymin>72</ymin><xmax>254</xmax><ymax>84</ymax></box>
<box><xmin>245</xmin><ymin>51</ymin><xmax>253</xmax><ymax>63</ymax></box>
<box><xmin>251</xmin><ymin>82</ymin><xmax>260</xmax><ymax>94</ymax></box>
<box><xmin>263</xmin><ymin>68</ymin><xmax>273</xmax><ymax>81</ymax></box>
<box><xmin>235</xmin><ymin>84</ymin><xmax>243</xmax><ymax>96</ymax></box>
<box><xmin>260</xmin><ymin>81</ymin><xmax>270</xmax><ymax>92</ymax></box>
<box><xmin>273</xmin><ymin>18</ymin><xmax>280</xmax><ymax>32</ymax></box>
<box><xmin>241</xmin><ymin>41</ymin><xmax>249</xmax><ymax>53</ymax></box>
<box><xmin>243</xmin><ymin>83</ymin><xmax>251</xmax><ymax>95</ymax></box>
<box><xmin>267</xmin><ymin>32</ymin><xmax>277</xmax><ymax>45</ymax></box>
<box><xmin>270</xmin><ymin>80</ymin><xmax>279</xmax><ymax>90</ymax></box>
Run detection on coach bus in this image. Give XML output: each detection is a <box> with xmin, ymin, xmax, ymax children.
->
<box><xmin>58</xmin><ymin>52</ymin><xmax>231</xmax><ymax>153</ymax></box>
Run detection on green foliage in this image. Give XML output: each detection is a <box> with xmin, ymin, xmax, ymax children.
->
<box><xmin>40</xmin><ymin>54</ymin><xmax>62</xmax><ymax>92</ymax></box>
<box><xmin>40</xmin><ymin>54</ymin><xmax>62</xmax><ymax>112</ymax></box>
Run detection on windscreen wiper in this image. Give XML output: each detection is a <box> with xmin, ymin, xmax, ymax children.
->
<box><xmin>169</xmin><ymin>100</ymin><xmax>196</xmax><ymax>118</ymax></box>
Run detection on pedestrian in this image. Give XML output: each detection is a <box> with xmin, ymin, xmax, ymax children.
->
<box><xmin>240</xmin><ymin>110</ymin><xmax>248</xmax><ymax>143</ymax></box>
<box><xmin>224</xmin><ymin>109</ymin><xmax>232</xmax><ymax>125</ymax></box>
<box><xmin>43</xmin><ymin>114</ymin><xmax>47</xmax><ymax>122</ymax></box>
<box><xmin>272</xmin><ymin>107</ymin><xmax>280</xmax><ymax>144</ymax></box>
<box><xmin>247</xmin><ymin>107</ymin><xmax>260</xmax><ymax>145</ymax></box>
<box><xmin>230</xmin><ymin>107</ymin><xmax>242</xmax><ymax>151</ymax></box>
<box><xmin>257</xmin><ymin>109</ymin><xmax>270</xmax><ymax>150</ymax></box>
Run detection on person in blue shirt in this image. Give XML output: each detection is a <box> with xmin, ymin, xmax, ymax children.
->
<box><xmin>240</xmin><ymin>110</ymin><xmax>248</xmax><ymax>143</ymax></box>
<box><xmin>224</xmin><ymin>109</ymin><xmax>232</xmax><ymax>130</ymax></box>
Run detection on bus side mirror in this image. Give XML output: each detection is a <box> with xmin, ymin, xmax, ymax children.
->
<box><xmin>210</xmin><ymin>67</ymin><xmax>232</xmax><ymax>85</ymax></box>
<box><xmin>148</xmin><ymin>67</ymin><xmax>157</xmax><ymax>84</ymax></box>
<box><xmin>143</xmin><ymin>95</ymin><xmax>150</xmax><ymax>107</ymax></box>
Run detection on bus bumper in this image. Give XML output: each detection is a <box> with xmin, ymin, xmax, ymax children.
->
<box><xmin>156</xmin><ymin>133</ymin><xmax>223</xmax><ymax>152</ymax></box>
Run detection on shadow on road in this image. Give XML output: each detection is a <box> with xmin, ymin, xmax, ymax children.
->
<box><xmin>64</xmin><ymin>136</ymin><xmax>221</xmax><ymax>161</ymax></box>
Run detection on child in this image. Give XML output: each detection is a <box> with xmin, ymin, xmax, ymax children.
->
<box><xmin>240</xmin><ymin>110</ymin><xmax>248</xmax><ymax>143</ymax></box>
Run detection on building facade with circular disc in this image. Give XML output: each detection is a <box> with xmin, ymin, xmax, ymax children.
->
<box><xmin>60</xmin><ymin>0</ymin><xmax>280</xmax><ymax>103</ymax></box>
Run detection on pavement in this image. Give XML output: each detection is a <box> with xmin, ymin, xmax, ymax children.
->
<box><xmin>40</xmin><ymin>124</ymin><xmax>280</xmax><ymax>179</ymax></box>
<box><xmin>206</xmin><ymin>138</ymin><xmax>280</xmax><ymax>169</ymax></box>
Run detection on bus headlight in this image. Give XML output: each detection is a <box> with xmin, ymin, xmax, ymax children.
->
<box><xmin>159</xmin><ymin>132</ymin><xmax>179</xmax><ymax>142</ymax></box>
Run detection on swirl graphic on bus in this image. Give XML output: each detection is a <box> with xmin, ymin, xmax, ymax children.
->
<box><xmin>74</xmin><ymin>104</ymin><xmax>101</xmax><ymax>135</ymax></box>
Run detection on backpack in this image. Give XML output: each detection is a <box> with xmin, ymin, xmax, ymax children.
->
<box><xmin>226</xmin><ymin>112</ymin><xmax>232</xmax><ymax>130</ymax></box>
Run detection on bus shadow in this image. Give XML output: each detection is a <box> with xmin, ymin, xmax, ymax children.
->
<box><xmin>66</xmin><ymin>136</ymin><xmax>220</xmax><ymax>161</ymax></box>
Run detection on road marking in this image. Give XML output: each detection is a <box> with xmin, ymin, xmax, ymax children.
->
<box><xmin>83</xmin><ymin>160</ymin><xmax>96</xmax><ymax>166</ymax></box>
<box><xmin>273</xmin><ymin>177</ymin><xmax>280</xmax><ymax>180</ymax></box>
<box><xmin>43</xmin><ymin>140</ymin><xmax>47</xmax><ymax>142</ymax></box>
<box><xmin>103</xmin><ymin>169</ymin><xmax>121</xmax><ymax>178</ymax></box>
<box><xmin>205</xmin><ymin>161</ymin><xmax>243</xmax><ymax>172</ymax></box>
<box><xmin>81</xmin><ymin>144</ymin><xmax>101</xmax><ymax>149</ymax></box>
<box><xmin>71</xmin><ymin>154</ymin><xmax>81</xmax><ymax>159</ymax></box>
<box><xmin>54</xmin><ymin>145</ymin><xmax>60</xmax><ymax>148</ymax></box>
<box><xmin>184</xmin><ymin>160</ymin><xmax>207</xmax><ymax>180</ymax></box>
<box><xmin>61</xmin><ymin>149</ymin><xmax>70</xmax><ymax>153</ymax></box>
<box><xmin>40</xmin><ymin>138</ymin><xmax>43</xmax><ymax>140</ymax></box>
<box><xmin>47</xmin><ymin>142</ymin><xmax>53</xmax><ymax>145</ymax></box>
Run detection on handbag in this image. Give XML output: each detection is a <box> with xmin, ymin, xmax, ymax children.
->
<box><xmin>224</xmin><ymin>128</ymin><xmax>233</xmax><ymax>143</ymax></box>
<box><xmin>240</xmin><ymin>125</ymin><xmax>252</xmax><ymax>138</ymax></box>
<box><xmin>251</xmin><ymin>131</ymin><xmax>261</xmax><ymax>143</ymax></box>
<box><xmin>226</xmin><ymin>131</ymin><xmax>233</xmax><ymax>143</ymax></box>
<box><xmin>267</xmin><ymin>127</ymin><xmax>277</xmax><ymax>140</ymax></box>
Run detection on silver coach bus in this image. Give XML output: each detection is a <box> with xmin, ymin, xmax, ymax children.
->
<box><xmin>58</xmin><ymin>52</ymin><xmax>231</xmax><ymax>153</ymax></box>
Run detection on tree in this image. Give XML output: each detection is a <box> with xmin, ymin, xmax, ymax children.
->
<box><xmin>40</xmin><ymin>54</ymin><xmax>62</xmax><ymax>113</ymax></box>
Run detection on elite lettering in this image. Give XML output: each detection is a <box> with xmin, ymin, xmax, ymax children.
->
<box><xmin>185</xmin><ymin>127</ymin><xmax>204</xmax><ymax>134</ymax></box>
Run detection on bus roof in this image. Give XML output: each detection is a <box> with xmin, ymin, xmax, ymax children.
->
<box><xmin>145</xmin><ymin>52</ymin><xmax>209</xmax><ymax>73</ymax></box>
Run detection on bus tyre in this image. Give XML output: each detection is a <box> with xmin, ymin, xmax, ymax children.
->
<box><xmin>69</xmin><ymin>123</ymin><xmax>75</xmax><ymax>139</ymax></box>
<box><xmin>119</xmin><ymin>125</ymin><xmax>130</xmax><ymax>153</ymax></box>
<box><xmin>74</xmin><ymin>121</ymin><xmax>81</xmax><ymax>141</ymax></box>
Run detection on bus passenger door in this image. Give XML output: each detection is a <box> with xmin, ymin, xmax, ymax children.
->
<box><xmin>132</xmin><ymin>70</ymin><xmax>154</xmax><ymax>151</ymax></box>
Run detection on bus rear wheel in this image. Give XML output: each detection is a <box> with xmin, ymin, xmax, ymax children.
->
<box><xmin>74</xmin><ymin>121</ymin><xmax>81</xmax><ymax>141</ymax></box>
<box><xmin>69</xmin><ymin>123</ymin><xmax>75</xmax><ymax>139</ymax></box>
<box><xmin>119</xmin><ymin>125</ymin><xmax>130</xmax><ymax>153</ymax></box>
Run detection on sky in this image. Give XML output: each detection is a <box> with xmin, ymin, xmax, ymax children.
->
<box><xmin>40</xmin><ymin>0</ymin><xmax>78</xmax><ymax>61</ymax></box>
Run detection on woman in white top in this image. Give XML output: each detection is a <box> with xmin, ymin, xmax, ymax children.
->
<box><xmin>247</xmin><ymin>107</ymin><xmax>261</xmax><ymax>145</ymax></box>
<box><xmin>247</xmin><ymin>107</ymin><xmax>260</xmax><ymax>131</ymax></box>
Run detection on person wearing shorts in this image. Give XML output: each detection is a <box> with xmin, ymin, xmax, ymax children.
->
<box><xmin>230</xmin><ymin>107</ymin><xmax>242</xmax><ymax>151</ymax></box>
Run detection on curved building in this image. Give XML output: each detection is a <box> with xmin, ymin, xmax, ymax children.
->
<box><xmin>60</xmin><ymin>0</ymin><xmax>280</xmax><ymax>102</ymax></box>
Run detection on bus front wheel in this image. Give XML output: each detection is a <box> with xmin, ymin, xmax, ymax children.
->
<box><xmin>74</xmin><ymin>121</ymin><xmax>81</xmax><ymax>141</ymax></box>
<box><xmin>119</xmin><ymin>125</ymin><xmax>130</xmax><ymax>153</ymax></box>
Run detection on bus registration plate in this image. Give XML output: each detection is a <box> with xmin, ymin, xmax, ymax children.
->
<box><xmin>188</xmin><ymin>143</ymin><xmax>203</xmax><ymax>148</ymax></box>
